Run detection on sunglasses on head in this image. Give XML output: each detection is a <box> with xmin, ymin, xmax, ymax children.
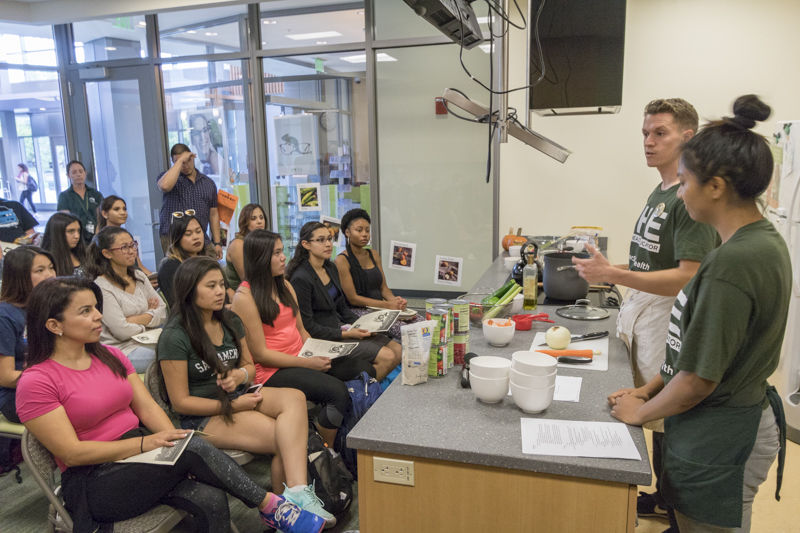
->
<box><xmin>172</xmin><ymin>209</ymin><xmax>196</xmax><ymax>219</ymax></box>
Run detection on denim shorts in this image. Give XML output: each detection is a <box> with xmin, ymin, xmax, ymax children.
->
<box><xmin>177</xmin><ymin>388</ymin><xmax>245</xmax><ymax>431</ymax></box>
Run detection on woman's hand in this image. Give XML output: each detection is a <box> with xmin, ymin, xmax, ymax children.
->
<box><xmin>609</xmin><ymin>394</ymin><xmax>646</xmax><ymax>426</ymax></box>
<box><xmin>607</xmin><ymin>386</ymin><xmax>650</xmax><ymax>406</ymax></box>
<box><xmin>303</xmin><ymin>356</ymin><xmax>332</xmax><ymax>372</ymax></box>
<box><xmin>147</xmin><ymin>297</ymin><xmax>160</xmax><ymax>310</ymax></box>
<box><xmin>142</xmin><ymin>429</ymin><xmax>190</xmax><ymax>452</ymax></box>
<box><xmin>343</xmin><ymin>327</ymin><xmax>371</xmax><ymax>340</ymax></box>
<box><xmin>232</xmin><ymin>392</ymin><xmax>262</xmax><ymax>412</ymax></box>
<box><xmin>216</xmin><ymin>369</ymin><xmax>244</xmax><ymax>393</ymax></box>
<box><xmin>386</xmin><ymin>297</ymin><xmax>405</xmax><ymax>310</ymax></box>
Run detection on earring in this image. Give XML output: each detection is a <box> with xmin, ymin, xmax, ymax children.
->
<box><xmin>57</xmin><ymin>332</ymin><xmax>63</xmax><ymax>337</ymax></box>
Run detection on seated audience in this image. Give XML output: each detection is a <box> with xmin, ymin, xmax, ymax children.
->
<box><xmin>87</xmin><ymin>227</ymin><xmax>167</xmax><ymax>373</ymax></box>
<box><xmin>225</xmin><ymin>203</ymin><xmax>266</xmax><ymax>291</ymax></box>
<box><xmin>15</xmin><ymin>276</ymin><xmax>326</xmax><ymax>533</ymax></box>
<box><xmin>96</xmin><ymin>195</ymin><xmax>152</xmax><ymax>277</ymax></box>
<box><xmin>158</xmin><ymin>256</ymin><xmax>335</xmax><ymax>527</ymax></box>
<box><xmin>230</xmin><ymin>230</ymin><xmax>351</xmax><ymax>447</ymax></box>
<box><xmin>287</xmin><ymin>222</ymin><xmax>401</xmax><ymax>381</ymax></box>
<box><xmin>157</xmin><ymin>213</ymin><xmax>209</xmax><ymax>306</ymax></box>
<box><xmin>41</xmin><ymin>212</ymin><xmax>87</xmax><ymax>276</ymax></box>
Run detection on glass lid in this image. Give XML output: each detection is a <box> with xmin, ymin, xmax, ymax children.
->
<box><xmin>556</xmin><ymin>299</ymin><xmax>610</xmax><ymax>320</ymax></box>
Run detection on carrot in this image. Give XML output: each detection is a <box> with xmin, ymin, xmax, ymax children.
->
<box><xmin>535</xmin><ymin>349</ymin><xmax>599</xmax><ymax>358</ymax></box>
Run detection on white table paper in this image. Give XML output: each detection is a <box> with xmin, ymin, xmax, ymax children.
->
<box><xmin>520</xmin><ymin>419</ymin><xmax>641</xmax><ymax>460</ymax></box>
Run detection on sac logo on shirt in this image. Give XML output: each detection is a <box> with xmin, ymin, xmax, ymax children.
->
<box><xmin>631</xmin><ymin>204</ymin><xmax>669</xmax><ymax>255</ymax></box>
<box><xmin>665</xmin><ymin>290</ymin><xmax>687</xmax><ymax>356</ymax></box>
<box><xmin>194</xmin><ymin>348</ymin><xmax>239</xmax><ymax>373</ymax></box>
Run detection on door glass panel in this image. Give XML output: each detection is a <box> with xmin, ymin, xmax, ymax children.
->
<box><xmin>85</xmin><ymin>79</ymin><xmax>156</xmax><ymax>269</ymax></box>
<box><xmin>263</xmin><ymin>53</ymin><xmax>369</xmax><ymax>258</ymax></box>
<box><xmin>72</xmin><ymin>17</ymin><xmax>148</xmax><ymax>63</ymax></box>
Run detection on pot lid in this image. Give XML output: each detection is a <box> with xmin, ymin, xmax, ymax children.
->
<box><xmin>556</xmin><ymin>299</ymin><xmax>609</xmax><ymax>320</ymax></box>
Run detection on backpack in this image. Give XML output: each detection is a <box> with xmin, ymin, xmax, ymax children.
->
<box><xmin>307</xmin><ymin>427</ymin><xmax>353</xmax><ymax>517</ymax></box>
<box><xmin>0</xmin><ymin>437</ymin><xmax>23</xmax><ymax>484</ymax></box>
<box><xmin>27</xmin><ymin>177</ymin><xmax>38</xmax><ymax>192</ymax></box>
<box><xmin>333</xmin><ymin>371</ymin><xmax>383</xmax><ymax>479</ymax></box>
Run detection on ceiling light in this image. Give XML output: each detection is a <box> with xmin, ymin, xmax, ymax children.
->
<box><xmin>186</xmin><ymin>30</ymin><xmax>196</xmax><ymax>34</ymax></box>
<box><xmin>263</xmin><ymin>19</ymin><xmax>277</xmax><ymax>25</ymax></box>
<box><xmin>105</xmin><ymin>46</ymin><xmax>117</xmax><ymax>51</ymax></box>
<box><xmin>137</xmin><ymin>21</ymin><xmax>147</xmax><ymax>27</ymax></box>
<box><xmin>341</xmin><ymin>52</ymin><xmax>397</xmax><ymax>63</ymax></box>
<box><xmin>205</xmin><ymin>32</ymin><xmax>218</xmax><ymax>37</ymax></box>
<box><xmin>286</xmin><ymin>31</ymin><xmax>341</xmax><ymax>41</ymax></box>
<box><xmin>39</xmin><ymin>107</ymin><xmax>46</xmax><ymax>111</ymax></box>
<box><xmin>316</xmin><ymin>41</ymin><xmax>327</xmax><ymax>45</ymax></box>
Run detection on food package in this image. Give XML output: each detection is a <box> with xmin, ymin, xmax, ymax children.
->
<box><xmin>401</xmin><ymin>320</ymin><xmax>437</xmax><ymax>386</ymax></box>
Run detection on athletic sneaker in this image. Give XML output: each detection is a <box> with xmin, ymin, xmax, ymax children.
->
<box><xmin>260</xmin><ymin>496</ymin><xmax>325</xmax><ymax>533</ymax></box>
<box><xmin>283</xmin><ymin>482</ymin><xmax>337</xmax><ymax>528</ymax></box>
<box><xmin>636</xmin><ymin>491</ymin><xmax>669</xmax><ymax>520</ymax></box>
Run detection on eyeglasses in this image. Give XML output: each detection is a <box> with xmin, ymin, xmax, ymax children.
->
<box><xmin>308</xmin><ymin>236</ymin><xmax>333</xmax><ymax>244</ymax></box>
<box><xmin>110</xmin><ymin>241</ymin><xmax>139</xmax><ymax>253</ymax></box>
<box><xmin>172</xmin><ymin>209</ymin><xmax>196</xmax><ymax>219</ymax></box>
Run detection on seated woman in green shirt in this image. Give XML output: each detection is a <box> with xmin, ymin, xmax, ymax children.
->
<box><xmin>157</xmin><ymin>256</ymin><xmax>335</xmax><ymax>528</ymax></box>
<box><xmin>608</xmin><ymin>95</ymin><xmax>789</xmax><ymax>532</ymax></box>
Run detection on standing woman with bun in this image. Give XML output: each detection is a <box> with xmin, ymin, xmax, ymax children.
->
<box><xmin>96</xmin><ymin>195</ymin><xmax>152</xmax><ymax>277</ymax></box>
<box><xmin>41</xmin><ymin>212</ymin><xmax>87</xmax><ymax>276</ymax></box>
<box><xmin>225</xmin><ymin>203</ymin><xmax>267</xmax><ymax>291</ymax></box>
<box><xmin>608</xmin><ymin>95</ymin><xmax>789</xmax><ymax>532</ymax></box>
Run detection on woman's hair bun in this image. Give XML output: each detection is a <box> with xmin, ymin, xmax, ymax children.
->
<box><xmin>730</xmin><ymin>94</ymin><xmax>771</xmax><ymax>129</ymax></box>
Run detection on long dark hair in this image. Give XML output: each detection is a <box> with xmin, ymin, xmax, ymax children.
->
<box><xmin>682</xmin><ymin>94</ymin><xmax>773</xmax><ymax>200</ymax></box>
<box><xmin>235</xmin><ymin>203</ymin><xmax>266</xmax><ymax>240</ymax></box>
<box><xmin>97</xmin><ymin>195</ymin><xmax>125</xmax><ymax>231</ymax></box>
<box><xmin>41</xmin><ymin>213</ymin><xmax>87</xmax><ymax>276</ymax></box>
<box><xmin>17</xmin><ymin>163</ymin><xmax>29</xmax><ymax>174</ymax></box>
<box><xmin>286</xmin><ymin>221</ymin><xmax>329</xmax><ymax>279</ymax></box>
<box><xmin>166</xmin><ymin>214</ymin><xmax>206</xmax><ymax>262</ymax></box>
<box><xmin>86</xmin><ymin>227</ymin><xmax>140</xmax><ymax>289</ymax></box>
<box><xmin>244</xmin><ymin>230</ymin><xmax>297</xmax><ymax>326</ymax></box>
<box><xmin>166</xmin><ymin>256</ymin><xmax>239</xmax><ymax>421</ymax></box>
<box><xmin>26</xmin><ymin>276</ymin><xmax>125</xmax><ymax>378</ymax></box>
<box><xmin>0</xmin><ymin>246</ymin><xmax>54</xmax><ymax>306</ymax></box>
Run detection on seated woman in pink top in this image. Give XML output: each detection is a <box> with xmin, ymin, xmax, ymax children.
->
<box><xmin>15</xmin><ymin>276</ymin><xmax>325</xmax><ymax>533</ymax></box>
<box><xmin>231</xmin><ymin>229</ymin><xmax>350</xmax><ymax>446</ymax></box>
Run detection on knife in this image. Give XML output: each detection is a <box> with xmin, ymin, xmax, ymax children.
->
<box><xmin>538</xmin><ymin>330</ymin><xmax>608</xmax><ymax>346</ymax></box>
<box><xmin>557</xmin><ymin>356</ymin><xmax>593</xmax><ymax>364</ymax></box>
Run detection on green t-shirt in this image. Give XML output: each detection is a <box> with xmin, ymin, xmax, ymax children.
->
<box><xmin>628</xmin><ymin>184</ymin><xmax>719</xmax><ymax>272</ymax></box>
<box><xmin>157</xmin><ymin>313</ymin><xmax>246</xmax><ymax>400</ymax></box>
<box><xmin>660</xmin><ymin>219</ymin><xmax>791</xmax><ymax>408</ymax></box>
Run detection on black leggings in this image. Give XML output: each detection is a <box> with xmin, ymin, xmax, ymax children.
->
<box><xmin>264</xmin><ymin>367</ymin><xmax>350</xmax><ymax>429</ymax></box>
<box><xmin>19</xmin><ymin>189</ymin><xmax>36</xmax><ymax>212</ymax></box>
<box><xmin>78</xmin><ymin>435</ymin><xmax>266</xmax><ymax>531</ymax></box>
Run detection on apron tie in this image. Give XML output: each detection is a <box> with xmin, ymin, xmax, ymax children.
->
<box><xmin>766</xmin><ymin>385</ymin><xmax>786</xmax><ymax>501</ymax></box>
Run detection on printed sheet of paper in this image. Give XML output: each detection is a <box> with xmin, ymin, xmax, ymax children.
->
<box><xmin>520</xmin><ymin>419</ymin><xmax>641</xmax><ymax>460</ymax></box>
<box><xmin>298</xmin><ymin>338</ymin><xmax>358</xmax><ymax>360</ymax></box>
<box><xmin>351</xmin><ymin>310</ymin><xmax>400</xmax><ymax>333</ymax></box>
<box><xmin>553</xmin><ymin>375</ymin><xmax>582</xmax><ymax>402</ymax></box>
<box><xmin>117</xmin><ymin>431</ymin><xmax>195</xmax><ymax>465</ymax></box>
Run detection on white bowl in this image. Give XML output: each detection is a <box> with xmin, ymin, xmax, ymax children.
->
<box><xmin>509</xmin><ymin>293</ymin><xmax>524</xmax><ymax>314</ymax></box>
<box><xmin>482</xmin><ymin>318</ymin><xmax>516</xmax><ymax>347</ymax></box>
<box><xmin>510</xmin><ymin>367</ymin><xmax>556</xmax><ymax>389</ymax></box>
<box><xmin>503</xmin><ymin>256</ymin><xmax>518</xmax><ymax>271</ymax></box>
<box><xmin>508</xmin><ymin>245</ymin><xmax>522</xmax><ymax>257</ymax></box>
<box><xmin>469</xmin><ymin>356</ymin><xmax>511</xmax><ymax>379</ymax></box>
<box><xmin>469</xmin><ymin>371</ymin><xmax>509</xmax><ymax>404</ymax></box>
<box><xmin>510</xmin><ymin>382</ymin><xmax>555</xmax><ymax>413</ymax></box>
<box><xmin>511</xmin><ymin>351</ymin><xmax>558</xmax><ymax>376</ymax></box>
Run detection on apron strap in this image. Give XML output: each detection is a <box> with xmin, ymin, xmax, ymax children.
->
<box><xmin>766</xmin><ymin>385</ymin><xmax>786</xmax><ymax>501</ymax></box>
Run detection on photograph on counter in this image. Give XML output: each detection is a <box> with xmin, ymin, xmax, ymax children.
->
<box><xmin>296</xmin><ymin>183</ymin><xmax>321</xmax><ymax>211</ymax></box>
<box><xmin>321</xmin><ymin>215</ymin><xmax>344</xmax><ymax>248</ymax></box>
<box><xmin>434</xmin><ymin>255</ymin><xmax>463</xmax><ymax>286</ymax></box>
<box><xmin>389</xmin><ymin>240</ymin><xmax>416</xmax><ymax>272</ymax></box>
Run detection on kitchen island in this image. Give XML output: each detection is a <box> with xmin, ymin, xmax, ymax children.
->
<box><xmin>347</xmin><ymin>255</ymin><xmax>651</xmax><ymax>532</ymax></box>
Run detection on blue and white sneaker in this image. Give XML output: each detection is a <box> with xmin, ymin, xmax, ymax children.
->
<box><xmin>283</xmin><ymin>482</ymin><xmax>337</xmax><ymax>529</ymax></box>
<box><xmin>260</xmin><ymin>496</ymin><xmax>325</xmax><ymax>533</ymax></box>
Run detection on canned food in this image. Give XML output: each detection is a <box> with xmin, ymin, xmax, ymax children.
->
<box><xmin>426</xmin><ymin>308</ymin><xmax>448</xmax><ymax>377</ymax></box>
<box><xmin>425</xmin><ymin>298</ymin><xmax>447</xmax><ymax>313</ymax></box>
<box><xmin>453</xmin><ymin>332</ymin><xmax>470</xmax><ymax>366</ymax></box>
<box><xmin>448</xmin><ymin>299</ymin><xmax>470</xmax><ymax>334</ymax></box>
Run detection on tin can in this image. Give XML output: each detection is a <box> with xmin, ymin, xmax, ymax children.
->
<box><xmin>438</xmin><ymin>303</ymin><xmax>455</xmax><ymax>369</ymax></box>
<box><xmin>448</xmin><ymin>299</ymin><xmax>470</xmax><ymax>334</ymax></box>
<box><xmin>426</xmin><ymin>308</ymin><xmax>448</xmax><ymax>376</ymax></box>
<box><xmin>425</xmin><ymin>298</ymin><xmax>447</xmax><ymax>314</ymax></box>
<box><xmin>453</xmin><ymin>332</ymin><xmax>470</xmax><ymax>366</ymax></box>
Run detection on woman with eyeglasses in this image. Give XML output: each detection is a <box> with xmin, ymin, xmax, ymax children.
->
<box><xmin>225</xmin><ymin>203</ymin><xmax>267</xmax><ymax>291</ymax></box>
<box><xmin>157</xmin><ymin>213</ymin><xmax>211</xmax><ymax>306</ymax></box>
<box><xmin>286</xmin><ymin>222</ymin><xmax>401</xmax><ymax>381</ymax></box>
<box><xmin>87</xmin><ymin>227</ymin><xmax>167</xmax><ymax>373</ymax></box>
<box><xmin>41</xmin><ymin>212</ymin><xmax>88</xmax><ymax>276</ymax></box>
<box><xmin>96</xmin><ymin>195</ymin><xmax>153</xmax><ymax>278</ymax></box>
<box><xmin>15</xmin><ymin>276</ymin><xmax>326</xmax><ymax>533</ymax></box>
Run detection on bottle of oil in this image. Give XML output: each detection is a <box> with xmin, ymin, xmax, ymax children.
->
<box><xmin>522</xmin><ymin>255</ymin><xmax>538</xmax><ymax>310</ymax></box>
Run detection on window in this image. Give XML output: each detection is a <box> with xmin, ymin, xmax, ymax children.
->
<box><xmin>259</xmin><ymin>3</ymin><xmax>364</xmax><ymax>51</ymax></box>
<box><xmin>159</xmin><ymin>5</ymin><xmax>247</xmax><ymax>58</ymax></box>
<box><xmin>72</xmin><ymin>16</ymin><xmax>148</xmax><ymax>63</ymax></box>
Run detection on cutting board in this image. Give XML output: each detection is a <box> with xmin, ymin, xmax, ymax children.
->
<box><xmin>530</xmin><ymin>332</ymin><xmax>609</xmax><ymax>371</ymax></box>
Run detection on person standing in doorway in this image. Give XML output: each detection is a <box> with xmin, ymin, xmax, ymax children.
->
<box><xmin>15</xmin><ymin>163</ymin><xmax>37</xmax><ymax>214</ymax></box>
<box><xmin>157</xmin><ymin>143</ymin><xmax>222</xmax><ymax>259</ymax></box>
<box><xmin>572</xmin><ymin>98</ymin><xmax>719</xmax><ymax>531</ymax></box>
<box><xmin>57</xmin><ymin>160</ymin><xmax>103</xmax><ymax>244</ymax></box>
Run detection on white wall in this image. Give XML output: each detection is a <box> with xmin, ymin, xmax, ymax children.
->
<box><xmin>501</xmin><ymin>0</ymin><xmax>800</xmax><ymax>265</ymax></box>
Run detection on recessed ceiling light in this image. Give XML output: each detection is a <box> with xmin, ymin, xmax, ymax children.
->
<box><xmin>341</xmin><ymin>52</ymin><xmax>397</xmax><ymax>63</ymax></box>
<box><xmin>263</xmin><ymin>19</ymin><xmax>277</xmax><ymax>25</ymax></box>
<box><xmin>105</xmin><ymin>46</ymin><xmax>117</xmax><ymax>51</ymax></box>
<box><xmin>137</xmin><ymin>21</ymin><xmax>147</xmax><ymax>27</ymax></box>
<box><xmin>39</xmin><ymin>107</ymin><xmax>46</xmax><ymax>111</ymax></box>
<box><xmin>205</xmin><ymin>32</ymin><xmax>218</xmax><ymax>37</ymax></box>
<box><xmin>186</xmin><ymin>30</ymin><xmax>196</xmax><ymax>34</ymax></box>
<box><xmin>286</xmin><ymin>31</ymin><xmax>341</xmax><ymax>41</ymax></box>
<box><xmin>316</xmin><ymin>41</ymin><xmax>327</xmax><ymax>45</ymax></box>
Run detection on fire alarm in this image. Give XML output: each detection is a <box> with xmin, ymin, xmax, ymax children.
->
<box><xmin>434</xmin><ymin>97</ymin><xmax>447</xmax><ymax>116</ymax></box>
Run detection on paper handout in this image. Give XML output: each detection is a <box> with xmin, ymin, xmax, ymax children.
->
<box><xmin>298</xmin><ymin>338</ymin><xmax>358</xmax><ymax>360</ymax></box>
<box><xmin>351</xmin><ymin>310</ymin><xmax>401</xmax><ymax>333</ymax></box>
<box><xmin>520</xmin><ymin>419</ymin><xmax>641</xmax><ymax>460</ymax></box>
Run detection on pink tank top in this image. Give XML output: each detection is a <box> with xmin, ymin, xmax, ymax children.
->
<box><xmin>241</xmin><ymin>281</ymin><xmax>304</xmax><ymax>383</ymax></box>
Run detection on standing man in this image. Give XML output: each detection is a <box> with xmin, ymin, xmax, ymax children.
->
<box><xmin>572</xmin><ymin>98</ymin><xmax>719</xmax><ymax>532</ymax></box>
<box><xmin>157</xmin><ymin>143</ymin><xmax>222</xmax><ymax>259</ymax></box>
<box><xmin>57</xmin><ymin>160</ymin><xmax>103</xmax><ymax>243</ymax></box>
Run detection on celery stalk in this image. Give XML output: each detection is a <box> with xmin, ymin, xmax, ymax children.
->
<box><xmin>484</xmin><ymin>284</ymin><xmax>521</xmax><ymax>320</ymax></box>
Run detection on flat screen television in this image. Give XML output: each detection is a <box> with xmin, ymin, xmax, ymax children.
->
<box><xmin>529</xmin><ymin>0</ymin><xmax>626</xmax><ymax>115</ymax></box>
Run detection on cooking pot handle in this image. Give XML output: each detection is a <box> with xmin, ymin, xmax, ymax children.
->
<box><xmin>574</xmin><ymin>299</ymin><xmax>591</xmax><ymax>306</ymax></box>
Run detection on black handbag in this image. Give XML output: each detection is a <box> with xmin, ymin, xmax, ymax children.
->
<box><xmin>307</xmin><ymin>426</ymin><xmax>353</xmax><ymax>517</ymax></box>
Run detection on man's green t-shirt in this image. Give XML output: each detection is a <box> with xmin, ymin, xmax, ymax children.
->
<box><xmin>628</xmin><ymin>184</ymin><xmax>718</xmax><ymax>272</ymax></box>
<box><xmin>660</xmin><ymin>219</ymin><xmax>791</xmax><ymax>407</ymax></box>
<box><xmin>157</xmin><ymin>313</ymin><xmax>246</xmax><ymax>400</ymax></box>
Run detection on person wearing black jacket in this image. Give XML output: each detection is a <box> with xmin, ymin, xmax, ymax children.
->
<box><xmin>287</xmin><ymin>222</ymin><xmax>401</xmax><ymax>381</ymax></box>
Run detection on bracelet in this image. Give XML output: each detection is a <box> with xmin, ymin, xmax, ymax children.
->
<box><xmin>239</xmin><ymin>367</ymin><xmax>249</xmax><ymax>383</ymax></box>
<box><xmin>213</xmin><ymin>241</ymin><xmax>221</xmax><ymax>246</ymax></box>
<box><xmin>140</xmin><ymin>435</ymin><xmax>144</xmax><ymax>453</ymax></box>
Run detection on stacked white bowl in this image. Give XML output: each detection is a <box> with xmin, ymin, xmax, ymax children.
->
<box><xmin>468</xmin><ymin>356</ymin><xmax>511</xmax><ymax>403</ymax></box>
<box><xmin>510</xmin><ymin>351</ymin><xmax>557</xmax><ymax>413</ymax></box>
<box><xmin>482</xmin><ymin>318</ymin><xmax>515</xmax><ymax>347</ymax></box>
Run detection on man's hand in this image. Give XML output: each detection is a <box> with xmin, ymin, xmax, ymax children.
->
<box><xmin>609</xmin><ymin>394</ymin><xmax>646</xmax><ymax>425</ymax></box>
<box><xmin>173</xmin><ymin>151</ymin><xmax>195</xmax><ymax>167</ymax></box>
<box><xmin>571</xmin><ymin>243</ymin><xmax>614</xmax><ymax>284</ymax></box>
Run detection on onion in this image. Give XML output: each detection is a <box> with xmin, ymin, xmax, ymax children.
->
<box><xmin>545</xmin><ymin>326</ymin><xmax>571</xmax><ymax>350</ymax></box>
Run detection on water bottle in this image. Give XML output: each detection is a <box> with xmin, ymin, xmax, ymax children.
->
<box><xmin>523</xmin><ymin>255</ymin><xmax>538</xmax><ymax>310</ymax></box>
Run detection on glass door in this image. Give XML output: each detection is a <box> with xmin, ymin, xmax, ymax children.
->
<box><xmin>68</xmin><ymin>65</ymin><xmax>166</xmax><ymax>270</ymax></box>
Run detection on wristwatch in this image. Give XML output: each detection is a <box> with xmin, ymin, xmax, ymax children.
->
<box><xmin>213</xmin><ymin>241</ymin><xmax>221</xmax><ymax>246</ymax></box>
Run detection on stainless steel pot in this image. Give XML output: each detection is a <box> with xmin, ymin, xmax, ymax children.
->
<box><xmin>542</xmin><ymin>252</ymin><xmax>589</xmax><ymax>301</ymax></box>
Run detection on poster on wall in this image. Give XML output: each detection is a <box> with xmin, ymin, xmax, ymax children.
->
<box><xmin>297</xmin><ymin>183</ymin><xmax>321</xmax><ymax>211</ymax></box>
<box><xmin>188</xmin><ymin>110</ymin><xmax>226</xmax><ymax>180</ymax></box>
<box><xmin>273</xmin><ymin>114</ymin><xmax>319</xmax><ymax>176</ymax></box>
<box><xmin>389</xmin><ymin>241</ymin><xmax>416</xmax><ymax>272</ymax></box>
<box><xmin>320</xmin><ymin>216</ymin><xmax>344</xmax><ymax>249</ymax></box>
<box><xmin>433</xmin><ymin>255</ymin><xmax>463</xmax><ymax>286</ymax></box>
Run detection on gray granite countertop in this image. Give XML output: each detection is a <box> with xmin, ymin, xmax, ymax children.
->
<box><xmin>347</xmin><ymin>254</ymin><xmax>652</xmax><ymax>487</ymax></box>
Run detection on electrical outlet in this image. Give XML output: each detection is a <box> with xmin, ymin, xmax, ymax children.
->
<box><xmin>373</xmin><ymin>457</ymin><xmax>415</xmax><ymax>486</ymax></box>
